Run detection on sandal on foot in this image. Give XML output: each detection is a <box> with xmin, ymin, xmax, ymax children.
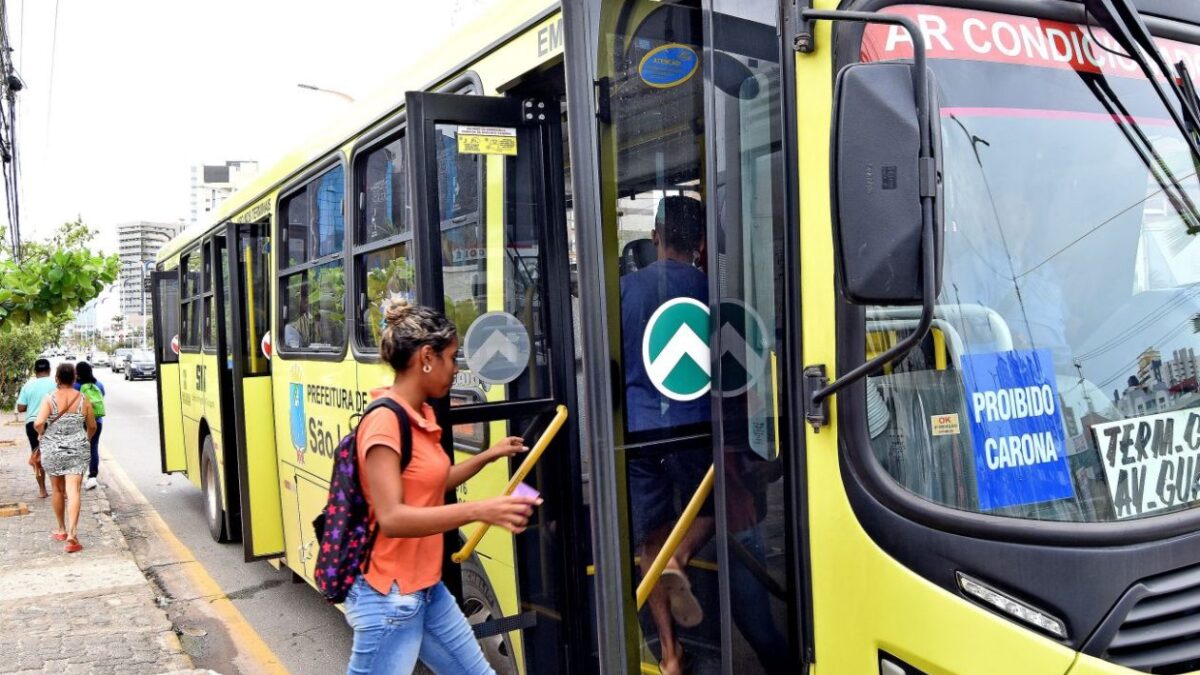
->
<box><xmin>65</xmin><ymin>538</ymin><xmax>82</xmax><ymax>553</ymax></box>
<box><xmin>659</xmin><ymin>568</ymin><xmax>703</xmax><ymax>628</ymax></box>
<box><xmin>51</xmin><ymin>532</ymin><xmax>67</xmax><ymax>541</ymax></box>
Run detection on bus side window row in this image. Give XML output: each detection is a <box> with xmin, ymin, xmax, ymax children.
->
<box><xmin>275</xmin><ymin>134</ymin><xmax>417</xmax><ymax>359</ymax></box>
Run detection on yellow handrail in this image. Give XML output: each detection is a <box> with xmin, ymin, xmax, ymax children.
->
<box><xmin>452</xmin><ymin>404</ymin><xmax>569</xmax><ymax>563</ymax></box>
<box><xmin>635</xmin><ymin>464</ymin><xmax>715</xmax><ymax>610</ymax></box>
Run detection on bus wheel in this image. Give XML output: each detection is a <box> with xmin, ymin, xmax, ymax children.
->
<box><xmin>201</xmin><ymin>436</ymin><xmax>229</xmax><ymax>542</ymax></box>
<box><xmin>462</xmin><ymin>556</ymin><xmax>518</xmax><ymax>675</ymax></box>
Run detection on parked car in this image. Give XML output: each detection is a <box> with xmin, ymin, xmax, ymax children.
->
<box><xmin>125</xmin><ymin>351</ymin><xmax>156</xmax><ymax>381</ymax></box>
<box><xmin>112</xmin><ymin>348</ymin><xmax>134</xmax><ymax>373</ymax></box>
<box><xmin>89</xmin><ymin>352</ymin><xmax>110</xmax><ymax>367</ymax></box>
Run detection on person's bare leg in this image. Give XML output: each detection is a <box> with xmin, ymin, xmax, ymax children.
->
<box><xmin>671</xmin><ymin>515</ymin><xmax>715</xmax><ymax>570</ymax></box>
<box><xmin>65</xmin><ymin>474</ymin><xmax>83</xmax><ymax>541</ymax></box>
<box><xmin>641</xmin><ymin>527</ymin><xmax>683</xmax><ymax>675</ymax></box>
<box><xmin>50</xmin><ymin>476</ymin><xmax>66</xmax><ymax>535</ymax></box>
<box><xmin>33</xmin><ymin>463</ymin><xmax>47</xmax><ymax>498</ymax></box>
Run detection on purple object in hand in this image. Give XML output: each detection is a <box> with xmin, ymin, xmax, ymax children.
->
<box><xmin>513</xmin><ymin>482</ymin><xmax>540</xmax><ymax>500</ymax></box>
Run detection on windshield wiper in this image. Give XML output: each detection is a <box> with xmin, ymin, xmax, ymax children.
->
<box><xmin>1085</xmin><ymin>77</ymin><xmax>1200</xmax><ymax>235</ymax></box>
<box><xmin>1085</xmin><ymin>0</ymin><xmax>1200</xmax><ymax>181</ymax></box>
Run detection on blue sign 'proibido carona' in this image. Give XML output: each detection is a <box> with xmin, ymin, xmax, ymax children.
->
<box><xmin>960</xmin><ymin>349</ymin><xmax>1074</xmax><ymax>511</ymax></box>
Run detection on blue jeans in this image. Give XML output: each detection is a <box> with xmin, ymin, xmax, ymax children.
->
<box><xmin>343</xmin><ymin>577</ymin><xmax>493</xmax><ymax>675</ymax></box>
<box><xmin>88</xmin><ymin>420</ymin><xmax>102</xmax><ymax>478</ymax></box>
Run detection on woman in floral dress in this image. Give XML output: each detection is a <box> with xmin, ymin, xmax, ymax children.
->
<box><xmin>34</xmin><ymin>363</ymin><xmax>96</xmax><ymax>553</ymax></box>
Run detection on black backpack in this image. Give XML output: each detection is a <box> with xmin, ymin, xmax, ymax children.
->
<box><xmin>312</xmin><ymin>398</ymin><xmax>412</xmax><ymax>604</ymax></box>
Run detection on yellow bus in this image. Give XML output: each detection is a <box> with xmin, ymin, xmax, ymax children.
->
<box><xmin>150</xmin><ymin>0</ymin><xmax>1200</xmax><ymax>672</ymax></box>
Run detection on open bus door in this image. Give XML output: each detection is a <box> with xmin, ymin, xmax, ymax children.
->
<box><xmin>222</xmin><ymin>219</ymin><xmax>285</xmax><ymax>560</ymax></box>
<box><xmin>405</xmin><ymin>91</ymin><xmax>591</xmax><ymax>674</ymax></box>
<box><xmin>151</xmin><ymin>268</ymin><xmax>187</xmax><ymax>473</ymax></box>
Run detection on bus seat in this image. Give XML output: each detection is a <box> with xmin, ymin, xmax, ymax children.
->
<box><xmin>620</xmin><ymin>238</ymin><xmax>656</xmax><ymax>275</ymax></box>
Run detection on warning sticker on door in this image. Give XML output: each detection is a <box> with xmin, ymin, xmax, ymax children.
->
<box><xmin>457</xmin><ymin>126</ymin><xmax>517</xmax><ymax>156</ymax></box>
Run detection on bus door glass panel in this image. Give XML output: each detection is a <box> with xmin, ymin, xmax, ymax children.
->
<box><xmin>238</xmin><ymin>223</ymin><xmax>272</xmax><ymax>377</ymax></box>
<box><xmin>708</xmin><ymin>0</ymin><xmax>801</xmax><ymax>670</ymax></box>
<box><xmin>233</xmin><ymin>222</ymin><xmax>283</xmax><ymax>559</ymax></box>
<box><xmin>153</xmin><ymin>270</ymin><xmax>187</xmax><ymax>473</ymax></box>
<box><xmin>433</xmin><ymin>122</ymin><xmax>550</xmax><ymax>401</ymax></box>
<box><xmin>408</xmin><ymin>92</ymin><xmax>583</xmax><ymax>675</ymax></box>
<box><xmin>212</xmin><ymin>234</ymin><xmax>242</xmax><ymax>540</ymax></box>
<box><xmin>602</xmin><ymin>2</ymin><xmax>735</xmax><ymax>671</ymax></box>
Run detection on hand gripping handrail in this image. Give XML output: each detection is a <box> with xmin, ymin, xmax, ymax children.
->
<box><xmin>452</xmin><ymin>404</ymin><xmax>569</xmax><ymax>564</ymax></box>
<box><xmin>635</xmin><ymin>464</ymin><xmax>715</xmax><ymax>610</ymax></box>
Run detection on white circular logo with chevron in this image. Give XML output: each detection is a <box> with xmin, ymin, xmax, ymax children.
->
<box><xmin>463</xmin><ymin>312</ymin><xmax>532</xmax><ymax>385</ymax></box>
<box><xmin>642</xmin><ymin>298</ymin><xmax>770</xmax><ymax>401</ymax></box>
<box><xmin>643</xmin><ymin>298</ymin><xmax>711</xmax><ymax>401</ymax></box>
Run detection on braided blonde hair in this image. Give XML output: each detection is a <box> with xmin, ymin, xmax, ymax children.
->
<box><xmin>379</xmin><ymin>299</ymin><xmax>458</xmax><ymax>372</ymax></box>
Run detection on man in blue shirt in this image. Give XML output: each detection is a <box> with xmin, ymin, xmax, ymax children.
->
<box><xmin>16</xmin><ymin>358</ymin><xmax>55</xmax><ymax>498</ymax></box>
<box><xmin>620</xmin><ymin>196</ymin><xmax>713</xmax><ymax>675</ymax></box>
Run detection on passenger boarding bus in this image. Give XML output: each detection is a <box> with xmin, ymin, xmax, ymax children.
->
<box><xmin>151</xmin><ymin>0</ymin><xmax>1200</xmax><ymax>672</ymax></box>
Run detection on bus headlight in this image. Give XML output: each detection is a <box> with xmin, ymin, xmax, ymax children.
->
<box><xmin>956</xmin><ymin>572</ymin><xmax>1067</xmax><ymax>639</ymax></box>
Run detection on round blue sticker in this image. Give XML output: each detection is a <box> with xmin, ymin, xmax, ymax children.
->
<box><xmin>638</xmin><ymin>44</ymin><xmax>699</xmax><ymax>89</ymax></box>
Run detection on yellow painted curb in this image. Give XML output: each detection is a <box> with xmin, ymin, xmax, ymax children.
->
<box><xmin>100</xmin><ymin>445</ymin><xmax>290</xmax><ymax>675</ymax></box>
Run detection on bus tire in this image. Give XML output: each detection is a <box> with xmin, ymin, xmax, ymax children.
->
<box><xmin>201</xmin><ymin>435</ymin><xmax>229</xmax><ymax>542</ymax></box>
<box><xmin>462</xmin><ymin>555</ymin><xmax>518</xmax><ymax>675</ymax></box>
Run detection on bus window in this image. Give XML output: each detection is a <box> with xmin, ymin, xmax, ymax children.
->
<box><xmin>157</xmin><ymin>271</ymin><xmax>180</xmax><ymax>364</ymax></box>
<box><xmin>284</xmin><ymin>186</ymin><xmax>311</xmax><ymax>267</ymax></box>
<box><xmin>278</xmin><ymin>164</ymin><xmax>348</xmax><ymax>355</ymax></box>
<box><xmin>282</xmin><ymin>261</ymin><xmax>346</xmax><ymax>352</ymax></box>
<box><xmin>315</xmin><ymin>168</ymin><xmax>345</xmax><ymax>258</ymax></box>
<box><xmin>219</xmin><ymin>236</ymin><xmax>232</xmax><ymax>356</ymax></box>
<box><xmin>237</xmin><ymin>224</ymin><xmax>271</xmax><ymax>375</ymax></box>
<box><xmin>180</xmin><ymin>250</ymin><xmax>202</xmax><ymax>351</ymax></box>
<box><xmin>203</xmin><ymin>238</ymin><xmax>225</xmax><ymax>351</ymax></box>
<box><xmin>858</xmin><ymin>6</ymin><xmax>1200</xmax><ymax>524</ymax></box>
<box><xmin>355</xmin><ymin>135</ymin><xmax>417</xmax><ymax>351</ymax></box>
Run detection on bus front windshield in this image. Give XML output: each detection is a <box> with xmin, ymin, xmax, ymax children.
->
<box><xmin>862</xmin><ymin>6</ymin><xmax>1200</xmax><ymax>523</ymax></box>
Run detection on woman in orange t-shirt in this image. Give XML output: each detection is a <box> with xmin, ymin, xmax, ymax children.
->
<box><xmin>344</xmin><ymin>301</ymin><xmax>540</xmax><ymax>675</ymax></box>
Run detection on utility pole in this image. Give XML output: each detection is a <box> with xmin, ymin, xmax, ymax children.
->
<box><xmin>0</xmin><ymin>0</ymin><xmax>23</xmax><ymax>258</ymax></box>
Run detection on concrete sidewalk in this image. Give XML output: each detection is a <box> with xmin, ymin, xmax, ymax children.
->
<box><xmin>0</xmin><ymin>413</ymin><xmax>197</xmax><ymax>674</ymax></box>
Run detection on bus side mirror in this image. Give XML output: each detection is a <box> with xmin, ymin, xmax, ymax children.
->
<box><xmin>832</xmin><ymin>61</ymin><xmax>942</xmax><ymax>305</ymax></box>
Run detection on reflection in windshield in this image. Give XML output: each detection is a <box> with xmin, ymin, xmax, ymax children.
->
<box><xmin>863</xmin><ymin>7</ymin><xmax>1200</xmax><ymax>524</ymax></box>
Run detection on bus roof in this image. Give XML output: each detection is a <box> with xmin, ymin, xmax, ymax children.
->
<box><xmin>158</xmin><ymin>0</ymin><xmax>558</xmax><ymax>264</ymax></box>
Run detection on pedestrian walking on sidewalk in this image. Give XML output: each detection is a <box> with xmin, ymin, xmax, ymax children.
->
<box><xmin>34</xmin><ymin>362</ymin><xmax>97</xmax><ymax>554</ymax></box>
<box><xmin>73</xmin><ymin>361</ymin><xmax>106</xmax><ymax>490</ymax></box>
<box><xmin>16</xmin><ymin>358</ymin><xmax>55</xmax><ymax>498</ymax></box>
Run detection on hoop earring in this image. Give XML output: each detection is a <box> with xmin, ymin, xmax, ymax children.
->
<box><xmin>422</xmin><ymin>364</ymin><xmax>432</xmax><ymax>374</ymax></box>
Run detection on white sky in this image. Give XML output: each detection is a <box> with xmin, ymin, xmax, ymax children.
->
<box><xmin>10</xmin><ymin>0</ymin><xmax>499</xmax><ymax>256</ymax></box>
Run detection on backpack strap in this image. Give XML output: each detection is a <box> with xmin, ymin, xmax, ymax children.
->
<box><xmin>361</xmin><ymin>398</ymin><xmax>413</xmax><ymax>470</ymax></box>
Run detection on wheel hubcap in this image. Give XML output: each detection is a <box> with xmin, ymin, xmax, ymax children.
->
<box><xmin>464</xmin><ymin>597</ymin><xmax>515</xmax><ymax>674</ymax></box>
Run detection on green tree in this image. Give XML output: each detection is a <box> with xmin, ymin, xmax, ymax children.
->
<box><xmin>0</xmin><ymin>317</ymin><xmax>70</xmax><ymax>407</ymax></box>
<box><xmin>0</xmin><ymin>218</ymin><xmax>119</xmax><ymax>330</ymax></box>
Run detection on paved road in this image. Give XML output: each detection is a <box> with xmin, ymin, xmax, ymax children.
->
<box><xmin>96</xmin><ymin>370</ymin><xmax>354</xmax><ymax>675</ymax></box>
